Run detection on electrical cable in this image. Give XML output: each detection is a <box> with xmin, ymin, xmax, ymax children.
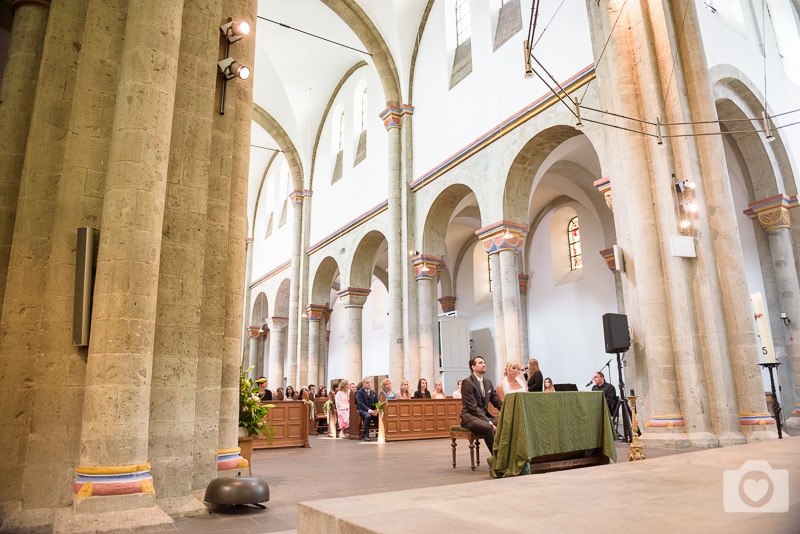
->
<box><xmin>257</xmin><ymin>16</ymin><xmax>372</xmax><ymax>56</ymax></box>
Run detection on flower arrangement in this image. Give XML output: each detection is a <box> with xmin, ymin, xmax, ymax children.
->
<box><xmin>239</xmin><ymin>365</ymin><xmax>275</xmax><ymax>441</ymax></box>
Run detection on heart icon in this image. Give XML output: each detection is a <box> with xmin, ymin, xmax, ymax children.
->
<box><xmin>742</xmin><ymin>479</ymin><xmax>769</xmax><ymax>504</ymax></box>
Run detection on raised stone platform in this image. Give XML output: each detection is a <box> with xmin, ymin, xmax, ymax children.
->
<box><xmin>298</xmin><ymin>437</ymin><xmax>799</xmax><ymax>533</ymax></box>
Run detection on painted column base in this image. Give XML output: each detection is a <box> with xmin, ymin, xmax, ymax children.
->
<box><xmin>53</xmin><ymin>494</ymin><xmax>173</xmax><ymax>533</ymax></box>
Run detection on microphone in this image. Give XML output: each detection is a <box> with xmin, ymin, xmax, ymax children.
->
<box><xmin>585</xmin><ymin>379</ymin><xmax>594</xmax><ymax>388</ymax></box>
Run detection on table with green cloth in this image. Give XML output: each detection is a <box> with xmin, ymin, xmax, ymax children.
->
<box><xmin>490</xmin><ymin>391</ymin><xmax>617</xmax><ymax>477</ymax></box>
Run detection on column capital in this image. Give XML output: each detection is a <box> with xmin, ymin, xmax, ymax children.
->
<box><xmin>743</xmin><ymin>194</ymin><xmax>799</xmax><ymax>232</ymax></box>
<box><xmin>265</xmin><ymin>316</ymin><xmax>289</xmax><ymax>332</ymax></box>
<box><xmin>411</xmin><ymin>254</ymin><xmax>442</xmax><ymax>280</ymax></box>
<box><xmin>599</xmin><ymin>248</ymin><xmax>616</xmax><ymax>271</ymax></box>
<box><xmin>438</xmin><ymin>296</ymin><xmax>456</xmax><ymax>313</ymax></box>
<box><xmin>289</xmin><ymin>190</ymin><xmax>312</xmax><ymax>207</ymax></box>
<box><xmin>593</xmin><ymin>176</ymin><xmax>613</xmax><ymax>211</ymax></box>
<box><xmin>338</xmin><ymin>287</ymin><xmax>371</xmax><ymax>307</ymax></box>
<box><xmin>476</xmin><ymin>221</ymin><xmax>529</xmax><ymax>254</ymax></box>
<box><xmin>518</xmin><ymin>274</ymin><xmax>529</xmax><ymax>295</ymax></box>
<box><xmin>247</xmin><ymin>325</ymin><xmax>263</xmax><ymax>338</ymax></box>
<box><xmin>379</xmin><ymin>104</ymin><xmax>414</xmax><ymax>130</ymax></box>
<box><xmin>305</xmin><ymin>303</ymin><xmax>327</xmax><ymax>321</ymax></box>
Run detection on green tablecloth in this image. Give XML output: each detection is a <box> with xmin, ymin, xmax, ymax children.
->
<box><xmin>491</xmin><ymin>391</ymin><xmax>617</xmax><ymax>477</ymax></box>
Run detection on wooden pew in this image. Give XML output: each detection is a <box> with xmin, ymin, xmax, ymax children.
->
<box><xmin>253</xmin><ymin>400</ymin><xmax>310</xmax><ymax>449</ymax></box>
<box><xmin>378</xmin><ymin>398</ymin><xmax>463</xmax><ymax>442</ymax></box>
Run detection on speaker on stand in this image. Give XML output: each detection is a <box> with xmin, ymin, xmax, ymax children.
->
<box><xmin>602</xmin><ymin>313</ymin><xmax>633</xmax><ymax>442</ymax></box>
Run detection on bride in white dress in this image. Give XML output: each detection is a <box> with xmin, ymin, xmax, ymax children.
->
<box><xmin>497</xmin><ymin>360</ymin><xmax>527</xmax><ymax>401</ymax></box>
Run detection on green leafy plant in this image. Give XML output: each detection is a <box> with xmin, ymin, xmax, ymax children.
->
<box><xmin>239</xmin><ymin>365</ymin><xmax>275</xmax><ymax>441</ymax></box>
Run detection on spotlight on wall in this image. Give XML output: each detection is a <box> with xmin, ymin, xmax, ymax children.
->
<box><xmin>218</xmin><ymin>57</ymin><xmax>251</xmax><ymax>80</ymax></box>
<box><xmin>763</xmin><ymin>111</ymin><xmax>775</xmax><ymax>143</ymax></box>
<box><xmin>780</xmin><ymin>312</ymin><xmax>791</xmax><ymax>326</ymax></box>
<box><xmin>220</xmin><ymin>19</ymin><xmax>251</xmax><ymax>43</ymax></box>
<box><xmin>523</xmin><ymin>40</ymin><xmax>533</xmax><ymax>79</ymax></box>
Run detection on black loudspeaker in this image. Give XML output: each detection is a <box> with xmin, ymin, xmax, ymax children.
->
<box><xmin>602</xmin><ymin>313</ymin><xmax>630</xmax><ymax>354</ymax></box>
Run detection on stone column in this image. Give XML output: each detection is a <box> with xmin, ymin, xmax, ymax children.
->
<box><xmin>287</xmin><ymin>190</ymin><xmax>305</xmax><ymax>388</ymax></box>
<box><xmin>306</xmin><ymin>303</ymin><xmax>327</xmax><ymax>391</ymax></box>
<box><xmin>75</xmin><ymin>0</ymin><xmax>182</xmax><ymax>514</ymax></box>
<box><xmin>321</xmin><ymin>306</ymin><xmax>333</xmax><ymax>387</ymax></box>
<box><xmin>380</xmin><ymin>105</ymin><xmax>410</xmax><ymax>384</ymax></box>
<box><xmin>0</xmin><ymin>0</ymin><xmax>50</xmax><ymax>316</ymax></box>
<box><xmin>745</xmin><ymin>195</ymin><xmax>800</xmax><ymax>426</ymax></box>
<box><xmin>338</xmin><ymin>287</ymin><xmax>370</xmax><ymax>382</ymax></box>
<box><xmin>519</xmin><ymin>274</ymin><xmax>530</xmax><ymax>363</ymax></box>
<box><xmin>476</xmin><ymin>222</ymin><xmax>528</xmax><ymax>371</ymax></box>
<box><xmin>266</xmin><ymin>316</ymin><xmax>289</xmax><ymax>389</ymax></box>
<box><xmin>413</xmin><ymin>255</ymin><xmax>442</xmax><ymax>384</ymax></box>
<box><xmin>247</xmin><ymin>326</ymin><xmax>261</xmax><ymax>378</ymax></box>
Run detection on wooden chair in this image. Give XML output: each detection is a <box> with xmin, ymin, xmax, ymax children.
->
<box><xmin>449</xmin><ymin>425</ymin><xmax>481</xmax><ymax>470</ymax></box>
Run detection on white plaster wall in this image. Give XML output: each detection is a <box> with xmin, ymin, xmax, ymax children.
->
<box><xmin>308</xmin><ymin>65</ymin><xmax>389</xmax><ymax>245</ymax></box>
<box><xmin>411</xmin><ymin>1</ymin><xmax>593</xmax><ymax>177</ymax></box>
<box><xmin>527</xmin><ymin>201</ymin><xmax>619</xmax><ymax>390</ymax></box>
<box><xmin>251</xmin><ymin>159</ymin><xmax>294</xmax><ymax>277</ymax></box>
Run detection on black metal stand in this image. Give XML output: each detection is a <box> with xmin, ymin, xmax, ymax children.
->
<box><xmin>759</xmin><ymin>362</ymin><xmax>783</xmax><ymax>439</ymax></box>
<box><xmin>613</xmin><ymin>352</ymin><xmax>633</xmax><ymax>443</ymax></box>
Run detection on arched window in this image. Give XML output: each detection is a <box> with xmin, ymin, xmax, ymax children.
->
<box><xmin>568</xmin><ymin>216</ymin><xmax>582</xmax><ymax>270</ymax></box>
<box><xmin>360</xmin><ymin>87</ymin><xmax>368</xmax><ymax>133</ymax></box>
<box><xmin>338</xmin><ymin>111</ymin><xmax>345</xmax><ymax>152</ymax></box>
<box><xmin>455</xmin><ymin>0</ymin><xmax>471</xmax><ymax>46</ymax></box>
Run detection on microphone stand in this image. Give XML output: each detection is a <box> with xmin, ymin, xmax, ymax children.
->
<box><xmin>586</xmin><ymin>359</ymin><xmax>613</xmax><ymax>388</ymax></box>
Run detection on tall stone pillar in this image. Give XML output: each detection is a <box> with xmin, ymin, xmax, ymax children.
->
<box><xmin>519</xmin><ymin>274</ymin><xmax>530</xmax><ymax>363</ymax></box>
<box><xmin>380</xmin><ymin>105</ymin><xmax>410</xmax><ymax>385</ymax></box>
<box><xmin>413</xmin><ymin>255</ymin><xmax>442</xmax><ymax>384</ymax></box>
<box><xmin>266</xmin><ymin>316</ymin><xmax>289</xmax><ymax>389</ymax></box>
<box><xmin>338</xmin><ymin>287</ymin><xmax>370</xmax><ymax>382</ymax></box>
<box><xmin>306</xmin><ymin>303</ymin><xmax>327</xmax><ymax>391</ymax></box>
<box><xmin>321</xmin><ymin>306</ymin><xmax>333</xmax><ymax>387</ymax></box>
<box><xmin>74</xmin><ymin>0</ymin><xmax>183</xmax><ymax>519</ymax></box>
<box><xmin>287</xmin><ymin>191</ymin><xmax>305</xmax><ymax>388</ymax></box>
<box><xmin>247</xmin><ymin>326</ymin><xmax>262</xmax><ymax>378</ymax></box>
<box><xmin>477</xmin><ymin>222</ymin><xmax>528</xmax><ymax>371</ymax></box>
<box><xmin>745</xmin><ymin>195</ymin><xmax>800</xmax><ymax>425</ymax></box>
<box><xmin>0</xmin><ymin>0</ymin><xmax>50</xmax><ymax>316</ymax></box>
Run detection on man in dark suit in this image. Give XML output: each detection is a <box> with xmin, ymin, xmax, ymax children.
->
<box><xmin>355</xmin><ymin>376</ymin><xmax>379</xmax><ymax>441</ymax></box>
<box><xmin>460</xmin><ymin>356</ymin><xmax>503</xmax><ymax>452</ymax></box>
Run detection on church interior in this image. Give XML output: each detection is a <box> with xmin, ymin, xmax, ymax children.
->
<box><xmin>0</xmin><ymin>0</ymin><xmax>798</xmax><ymax>531</ymax></box>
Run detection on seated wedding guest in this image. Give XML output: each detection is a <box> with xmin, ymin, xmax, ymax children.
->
<box><xmin>413</xmin><ymin>378</ymin><xmax>431</xmax><ymax>399</ymax></box>
<box><xmin>317</xmin><ymin>386</ymin><xmax>328</xmax><ymax>398</ymax></box>
<box><xmin>299</xmin><ymin>387</ymin><xmax>310</xmax><ymax>400</ymax></box>
<box><xmin>349</xmin><ymin>382</ymin><xmax>358</xmax><ymax>395</ymax></box>
<box><xmin>285</xmin><ymin>385</ymin><xmax>296</xmax><ymax>400</ymax></box>
<box><xmin>527</xmin><ymin>358</ymin><xmax>543</xmax><ymax>392</ymax></box>
<box><xmin>335</xmin><ymin>380</ymin><xmax>351</xmax><ymax>436</ymax></box>
<box><xmin>380</xmin><ymin>378</ymin><xmax>397</xmax><ymax>400</ymax></box>
<box><xmin>460</xmin><ymin>356</ymin><xmax>502</xmax><ymax>452</ymax></box>
<box><xmin>452</xmin><ymin>379</ymin><xmax>463</xmax><ymax>399</ymax></box>
<box><xmin>275</xmin><ymin>387</ymin><xmax>285</xmax><ymax>400</ymax></box>
<box><xmin>431</xmin><ymin>380</ymin><xmax>446</xmax><ymax>399</ymax></box>
<box><xmin>497</xmin><ymin>360</ymin><xmax>527</xmax><ymax>400</ymax></box>
<box><xmin>356</xmin><ymin>376</ymin><xmax>379</xmax><ymax>441</ymax></box>
<box><xmin>543</xmin><ymin>377</ymin><xmax>556</xmax><ymax>393</ymax></box>
<box><xmin>256</xmin><ymin>376</ymin><xmax>272</xmax><ymax>401</ymax></box>
<box><xmin>397</xmin><ymin>380</ymin><xmax>412</xmax><ymax>399</ymax></box>
<box><xmin>308</xmin><ymin>384</ymin><xmax>316</xmax><ymax>398</ymax></box>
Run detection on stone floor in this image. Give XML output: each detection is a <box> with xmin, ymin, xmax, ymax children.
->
<box><xmin>149</xmin><ymin>426</ymin><xmax>798</xmax><ymax>534</ymax></box>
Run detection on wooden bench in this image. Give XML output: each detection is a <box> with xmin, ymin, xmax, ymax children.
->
<box><xmin>253</xmin><ymin>400</ymin><xmax>310</xmax><ymax>449</ymax></box>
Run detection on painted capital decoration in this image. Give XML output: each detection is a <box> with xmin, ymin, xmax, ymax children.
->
<box><xmin>438</xmin><ymin>296</ymin><xmax>456</xmax><ymax>313</ymax></box>
<box><xmin>593</xmin><ymin>176</ymin><xmax>612</xmax><ymax>211</ymax></box>
<box><xmin>412</xmin><ymin>254</ymin><xmax>442</xmax><ymax>281</ymax></box>
<box><xmin>290</xmin><ymin>189</ymin><xmax>312</xmax><ymax>207</ymax></box>
<box><xmin>74</xmin><ymin>463</ymin><xmax>154</xmax><ymax>497</ymax></box>
<box><xmin>306</xmin><ymin>304</ymin><xmax>327</xmax><ymax>322</ymax></box>
<box><xmin>518</xmin><ymin>274</ymin><xmax>529</xmax><ymax>295</ymax></box>
<box><xmin>475</xmin><ymin>221</ymin><xmax>529</xmax><ymax>255</ymax></box>
<box><xmin>743</xmin><ymin>194</ymin><xmax>799</xmax><ymax>232</ymax></box>
<box><xmin>338</xmin><ymin>287</ymin><xmax>371</xmax><ymax>307</ymax></box>
<box><xmin>599</xmin><ymin>248</ymin><xmax>616</xmax><ymax>271</ymax></box>
<box><xmin>247</xmin><ymin>325</ymin><xmax>262</xmax><ymax>338</ymax></box>
<box><xmin>380</xmin><ymin>104</ymin><xmax>413</xmax><ymax>130</ymax></box>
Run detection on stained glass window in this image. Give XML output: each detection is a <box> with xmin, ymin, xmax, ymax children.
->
<box><xmin>568</xmin><ymin>216</ymin><xmax>582</xmax><ymax>270</ymax></box>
